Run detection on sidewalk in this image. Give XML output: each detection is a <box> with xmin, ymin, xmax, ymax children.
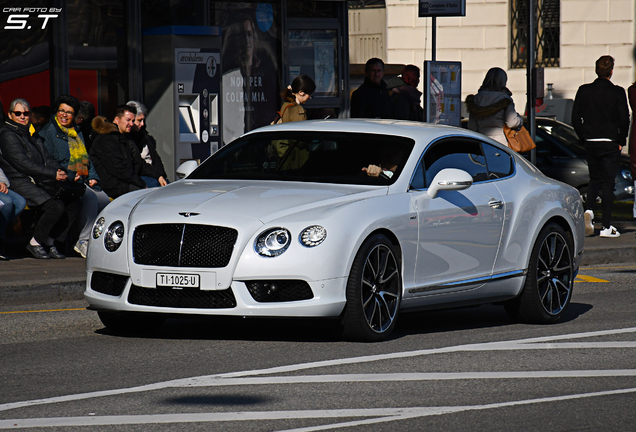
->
<box><xmin>0</xmin><ymin>220</ymin><xmax>634</xmax><ymax>307</ymax></box>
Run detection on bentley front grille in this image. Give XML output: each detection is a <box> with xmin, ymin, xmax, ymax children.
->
<box><xmin>91</xmin><ymin>272</ymin><xmax>128</xmax><ymax>296</ymax></box>
<box><xmin>128</xmin><ymin>285</ymin><xmax>237</xmax><ymax>309</ymax></box>
<box><xmin>133</xmin><ymin>224</ymin><xmax>238</xmax><ymax>267</ymax></box>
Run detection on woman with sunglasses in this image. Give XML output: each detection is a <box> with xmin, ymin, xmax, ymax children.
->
<box><xmin>40</xmin><ymin>95</ymin><xmax>110</xmax><ymax>258</ymax></box>
<box><xmin>0</xmin><ymin>98</ymin><xmax>81</xmax><ymax>259</ymax></box>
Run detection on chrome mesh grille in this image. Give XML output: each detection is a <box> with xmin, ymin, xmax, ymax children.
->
<box><xmin>133</xmin><ymin>224</ymin><xmax>238</xmax><ymax>267</ymax></box>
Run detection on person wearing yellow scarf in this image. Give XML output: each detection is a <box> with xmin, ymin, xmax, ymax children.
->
<box><xmin>39</xmin><ymin>95</ymin><xmax>111</xmax><ymax>258</ymax></box>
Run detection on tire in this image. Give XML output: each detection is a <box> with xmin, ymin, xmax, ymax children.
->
<box><xmin>341</xmin><ymin>234</ymin><xmax>402</xmax><ymax>342</ymax></box>
<box><xmin>98</xmin><ymin>311</ymin><xmax>166</xmax><ymax>334</ymax></box>
<box><xmin>505</xmin><ymin>223</ymin><xmax>574</xmax><ymax>323</ymax></box>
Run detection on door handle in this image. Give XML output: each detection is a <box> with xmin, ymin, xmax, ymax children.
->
<box><xmin>488</xmin><ymin>199</ymin><xmax>503</xmax><ymax>209</ymax></box>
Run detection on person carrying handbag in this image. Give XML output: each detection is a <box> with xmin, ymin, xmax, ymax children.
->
<box><xmin>466</xmin><ymin>67</ymin><xmax>524</xmax><ymax>147</ymax></box>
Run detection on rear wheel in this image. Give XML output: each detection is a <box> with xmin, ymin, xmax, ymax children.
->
<box><xmin>341</xmin><ymin>234</ymin><xmax>402</xmax><ymax>342</ymax></box>
<box><xmin>97</xmin><ymin>311</ymin><xmax>166</xmax><ymax>334</ymax></box>
<box><xmin>505</xmin><ymin>223</ymin><xmax>574</xmax><ymax>323</ymax></box>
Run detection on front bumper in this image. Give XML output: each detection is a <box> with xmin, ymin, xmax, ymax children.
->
<box><xmin>84</xmin><ymin>270</ymin><xmax>348</xmax><ymax>318</ymax></box>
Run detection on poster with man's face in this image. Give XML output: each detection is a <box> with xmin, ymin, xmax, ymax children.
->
<box><xmin>216</xmin><ymin>3</ymin><xmax>281</xmax><ymax>145</ymax></box>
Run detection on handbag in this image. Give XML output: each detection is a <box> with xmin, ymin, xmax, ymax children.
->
<box><xmin>504</xmin><ymin>125</ymin><xmax>536</xmax><ymax>153</ymax></box>
<box><xmin>56</xmin><ymin>181</ymin><xmax>86</xmax><ymax>202</ymax></box>
<box><xmin>39</xmin><ymin>178</ymin><xmax>86</xmax><ymax>202</ymax></box>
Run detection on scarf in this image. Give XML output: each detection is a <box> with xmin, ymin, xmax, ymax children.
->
<box><xmin>56</xmin><ymin>117</ymin><xmax>89</xmax><ymax>176</ymax></box>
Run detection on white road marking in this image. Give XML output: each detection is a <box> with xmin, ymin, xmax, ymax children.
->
<box><xmin>0</xmin><ymin>327</ymin><xmax>635</xmax><ymax>429</ymax></box>
<box><xmin>1</xmin><ymin>387</ymin><xmax>635</xmax><ymax>430</ymax></box>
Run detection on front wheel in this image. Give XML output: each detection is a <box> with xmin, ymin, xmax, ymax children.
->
<box><xmin>341</xmin><ymin>234</ymin><xmax>402</xmax><ymax>342</ymax></box>
<box><xmin>505</xmin><ymin>223</ymin><xmax>574</xmax><ymax>323</ymax></box>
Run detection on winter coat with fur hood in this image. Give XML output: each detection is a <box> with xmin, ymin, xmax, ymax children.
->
<box><xmin>89</xmin><ymin>116</ymin><xmax>158</xmax><ymax>199</ymax></box>
<box><xmin>465</xmin><ymin>90</ymin><xmax>523</xmax><ymax>146</ymax></box>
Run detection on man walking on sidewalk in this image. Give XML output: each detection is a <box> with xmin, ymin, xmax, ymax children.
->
<box><xmin>572</xmin><ymin>55</ymin><xmax>630</xmax><ymax>238</ymax></box>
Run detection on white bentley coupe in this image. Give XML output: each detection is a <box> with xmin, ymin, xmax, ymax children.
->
<box><xmin>85</xmin><ymin>120</ymin><xmax>584</xmax><ymax>341</ymax></box>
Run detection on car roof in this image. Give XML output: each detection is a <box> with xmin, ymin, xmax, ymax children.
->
<box><xmin>247</xmin><ymin>119</ymin><xmax>493</xmax><ymax>146</ymax></box>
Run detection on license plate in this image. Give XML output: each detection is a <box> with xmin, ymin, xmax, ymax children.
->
<box><xmin>156</xmin><ymin>273</ymin><xmax>200</xmax><ymax>289</ymax></box>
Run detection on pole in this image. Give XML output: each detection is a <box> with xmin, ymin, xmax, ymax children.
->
<box><xmin>431</xmin><ymin>16</ymin><xmax>436</xmax><ymax>61</ymax></box>
<box><xmin>527</xmin><ymin>0</ymin><xmax>536</xmax><ymax>165</ymax></box>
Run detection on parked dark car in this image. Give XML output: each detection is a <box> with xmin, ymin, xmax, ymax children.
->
<box><xmin>462</xmin><ymin>117</ymin><xmax>634</xmax><ymax>202</ymax></box>
<box><xmin>533</xmin><ymin>117</ymin><xmax>633</xmax><ymax>202</ymax></box>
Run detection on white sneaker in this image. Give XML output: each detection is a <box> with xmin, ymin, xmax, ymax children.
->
<box><xmin>74</xmin><ymin>240</ymin><xmax>88</xmax><ymax>258</ymax></box>
<box><xmin>584</xmin><ymin>210</ymin><xmax>594</xmax><ymax>235</ymax></box>
<box><xmin>599</xmin><ymin>226</ymin><xmax>620</xmax><ymax>238</ymax></box>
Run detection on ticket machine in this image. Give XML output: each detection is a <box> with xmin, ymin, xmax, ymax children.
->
<box><xmin>143</xmin><ymin>26</ymin><xmax>222</xmax><ymax>178</ymax></box>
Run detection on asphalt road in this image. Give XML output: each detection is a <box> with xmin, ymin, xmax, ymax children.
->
<box><xmin>1</xmin><ymin>263</ymin><xmax>635</xmax><ymax>431</ymax></box>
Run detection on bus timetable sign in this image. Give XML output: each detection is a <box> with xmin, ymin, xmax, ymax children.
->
<box><xmin>418</xmin><ymin>0</ymin><xmax>466</xmax><ymax>17</ymax></box>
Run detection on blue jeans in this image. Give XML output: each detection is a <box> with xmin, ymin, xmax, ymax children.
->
<box><xmin>0</xmin><ymin>189</ymin><xmax>27</xmax><ymax>238</ymax></box>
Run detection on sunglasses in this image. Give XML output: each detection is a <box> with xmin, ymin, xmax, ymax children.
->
<box><xmin>12</xmin><ymin>111</ymin><xmax>30</xmax><ymax>117</ymax></box>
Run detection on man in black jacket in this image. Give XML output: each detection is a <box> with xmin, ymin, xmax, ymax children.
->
<box><xmin>572</xmin><ymin>55</ymin><xmax>629</xmax><ymax>238</ymax></box>
<box><xmin>350</xmin><ymin>58</ymin><xmax>392</xmax><ymax>119</ymax></box>
<box><xmin>89</xmin><ymin>105</ymin><xmax>165</xmax><ymax>199</ymax></box>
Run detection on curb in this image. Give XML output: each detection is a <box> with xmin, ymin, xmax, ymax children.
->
<box><xmin>0</xmin><ymin>281</ymin><xmax>85</xmax><ymax>307</ymax></box>
<box><xmin>580</xmin><ymin>247</ymin><xmax>636</xmax><ymax>266</ymax></box>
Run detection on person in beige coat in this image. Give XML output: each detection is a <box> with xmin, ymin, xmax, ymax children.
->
<box><xmin>273</xmin><ymin>75</ymin><xmax>316</xmax><ymax>169</ymax></box>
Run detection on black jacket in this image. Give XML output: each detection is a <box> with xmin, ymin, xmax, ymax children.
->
<box><xmin>350</xmin><ymin>77</ymin><xmax>392</xmax><ymax>119</ymax></box>
<box><xmin>572</xmin><ymin>78</ymin><xmax>630</xmax><ymax>145</ymax></box>
<box><xmin>0</xmin><ymin>120</ymin><xmax>68</xmax><ymax>206</ymax></box>
<box><xmin>129</xmin><ymin>129</ymin><xmax>168</xmax><ymax>180</ymax></box>
<box><xmin>89</xmin><ymin>117</ymin><xmax>158</xmax><ymax>199</ymax></box>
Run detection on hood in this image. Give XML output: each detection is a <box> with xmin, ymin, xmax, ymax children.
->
<box><xmin>128</xmin><ymin>180</ymin><xmax>387</xmax><ymax>226</ymax></box>
<box><xmin>91</xmin><ymin>116</ymin><xmax>117</xmax><ymax>135</ymax></box>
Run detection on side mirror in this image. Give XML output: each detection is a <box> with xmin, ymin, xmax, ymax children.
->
<box><xmin>175</xmin><ymin>160</ymin><xmax>199</xmax><ymax>179</ymax></box>
<box><xmin>427</xmin><ymin>168</ymin><xmax>473</xmax><ymax>198</ymax></box>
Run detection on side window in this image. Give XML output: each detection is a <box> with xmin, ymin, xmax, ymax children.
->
<box><xmin>410</xmin><ymin>157</ymin><xmax>425</xmax><ymax>190</ymax></box>
<box><xmin>482</xmin><ymin>142</ymin><xmax>513</xmax><ymax>179</ymax></box>
<box><xmin>422</xmin><ymin>138</ymin><xmax>488</xmax><ymax>187</ymax></box>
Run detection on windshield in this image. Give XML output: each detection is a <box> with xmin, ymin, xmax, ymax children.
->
<box><xmin>189</xmin><ymin>131</ymin><xmax>415</xmax><ymax>185</ymax></box>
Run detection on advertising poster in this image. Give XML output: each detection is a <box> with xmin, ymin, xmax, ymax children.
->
<box><xmin>216</xmin><ymin>3</ymin><xmax>281</xmax><ymax>145</ymax></box>
<box><xmin>425</xmin><ymin>61</ymin><xmax>462</xmax><ymax>126</ymax></box>
<box><xmin>288</xmin><ymin>29</ymin><xmax>338</xmax><ymax>98</ymax></box>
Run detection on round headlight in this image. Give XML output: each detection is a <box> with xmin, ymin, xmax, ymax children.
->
<box><xmin>93</xmin><ymin>217</ymin><xmax>105</xmax><ymax>239</ymax></box>
<box><xmin>300</xmin><ymin>225</ymin><xmax>327</xmax><ymax>247</ymax></box>
<box><xmin>104</xmin><ymin>221</ymin><xmax>125</xmax><ymax>252</ymax></box>
<box><xmin>255</xmin><ymin>228</ymin><xmax>291</xmax><ymax>257</ymax></box>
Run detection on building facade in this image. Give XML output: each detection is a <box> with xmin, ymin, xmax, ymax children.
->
<box><xmin>350</xmin><ymin>0</ymin><xmax>635</xmax><ymax>105</ymax></box>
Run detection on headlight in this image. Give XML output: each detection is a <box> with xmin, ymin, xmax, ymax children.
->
<box><xmin>255</xmin><ymin>228</ymin><xmax>291</xmax><ymax>257</ymax></box>
<box><xmin>621</xmin><ymin>169</ymin><xmax>633</xmax><ymax>182</ymax></box>
<box><xmin>104</xmin><ymin>221</ymin><xmax>125</xmax><ymax>252</ymax></box>
<box><xmin>300</xmin><ymin>225</ymin><xmax>327</xmax><ymax>247</ymax></box>
<box><xmin>93</xmin><ymin>217</ymin><xmax>105</xmax><ymax>239</ymax></box>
